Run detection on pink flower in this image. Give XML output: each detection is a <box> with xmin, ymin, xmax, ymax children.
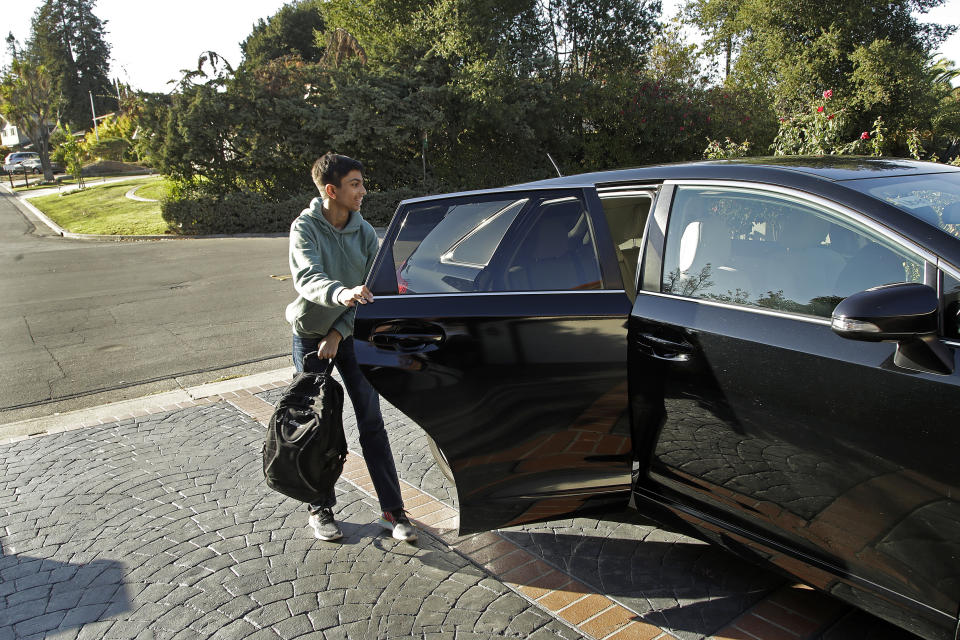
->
<box><xmin>823</xmin><ymin>89</ymin><xmax>833</xmax><ymax>100</ymax></box>
<box><xmin>827</xmin><ymin>113</ymin><xmax>835</xmax><ymax>120</ymax></box>
<box><xmin>817</xmin><ymin>106</ymin><xmax>825</xmax><ymax>113</ymax></box>
<box><xmin>861</xmin><ymin>131</ymin><xmax>870</xmax><ymax>140</ymax></box>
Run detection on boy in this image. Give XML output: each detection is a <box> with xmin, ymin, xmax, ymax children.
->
<box><xmin>286</xmin><ymin>152</ymin><xmax>415</xmax><ymax>543</ymax></box>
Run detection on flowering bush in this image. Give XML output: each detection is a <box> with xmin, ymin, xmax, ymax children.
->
<box><xmin>771</xmin><ymin>91</ymin><xmax>887</xmax><ymax>156</ymax></box>
<box><xmin>703</xmin><ymin>137</ymin><xmax>752</xmax><ymax>159</ymax></box>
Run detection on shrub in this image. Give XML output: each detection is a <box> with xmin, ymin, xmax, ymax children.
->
<box><xmin>771</xmin><ymin>90</ymin><xmax>888</xmax><ymax>156</ymax></box>
<box><xmin>703</xmin><ymin>137</ymin><xmax>752</xmax><ymax>159</ymax></box>
<box><xmin>87</xmin><ymin>137</ymin><xmax>130</xmax><ymax>162</ymax></box>
<box><xmin>161</xmin><ymin>185</ymin><xmax>423</xmax><ymax>234</ymax></box>
<box><xmin>359</xmin><ymin>187</ymin><xmax>425</xmax><ymax>227</ymax></box>
<box><xmin>162</xmin><ymin>188</ymin><xmax>312</xmax><ymax>235</ymax></box>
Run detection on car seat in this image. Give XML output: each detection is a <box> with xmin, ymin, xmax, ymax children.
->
<box><xmin>776</xmin><ymin>213</ymin><xmax>846</xmax><ymax>306</ymax></box>
<box><xmin>506</xmin><ymin>202</ymin><xmax>600</xmax><ymax>291</ymax></box>
<box><xmin>833</xmin><ymin>241</ymin><xmax>908</xmax><ymax>298</ymax></box>
<box><xmin>675</xmin><ymin>212</ymin><xmax>753</xmax><ymax>301</ymax></box>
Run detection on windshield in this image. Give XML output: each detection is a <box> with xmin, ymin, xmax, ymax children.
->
<box><xmin>844</xmin><ymin>171</ymin><xmax>960</xmax><ymax>240</ymax></box>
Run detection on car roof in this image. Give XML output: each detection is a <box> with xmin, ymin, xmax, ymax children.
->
<box><xmin>399</xmin><ymin>157</ymin><xmax>960</xmax><ymax>205</ymax></box>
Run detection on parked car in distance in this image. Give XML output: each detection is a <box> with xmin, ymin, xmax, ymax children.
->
<box><xmin>355</xmin><ymin>157</ymin><xmax>960</xmax><ymax>640</ymax></box>
<box><xmin>4</xmin><ymin>153</ymin><xmax>63</xmax><ymax>174</ymax></box>
<box><xmin>2</xmin><ymin>151</ymin><xmax>40</xmax><ymax>174</ymax></box>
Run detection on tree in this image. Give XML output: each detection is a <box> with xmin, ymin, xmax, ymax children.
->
<box><xmin>684</xmin><ymin>0</ymin><xmax>741</xmax><ymax>79</ymax></box>
<box><xmin>683</xmin><ymin>0</ymin><xmax>956</xmax><ymax>155</ymax></box>
<box><xmin>537</xmin><ymin>0</ymin><xmax>662</xmax><ymax>79</ymax></box>
<box><xmin>0</xmin><ymin>59</ymin><xmax>61</xmax><ymax>181</ymax></box>
<box><xmin>241</xmin><ymin>0</ymin><xmax>327</xmax><ymax>67</ymax></box>
<box><xmin>28</xmin><ymin>0</ymin><xmax>113</xmax><ymax>129</ymax></box>
<box><xmin>648</xmin><ymin>18</ymin><xmax>710</xmax><ymax>84</ymax></box>
<box><xmin>50</xmin><ymin>123</ymin><xmax>87</xmax><ymax>188</ymax></box>
<box><xmin>684</xmin><ymin>0</ymin><xmax>954</xmax><ymax>107</ymax></box>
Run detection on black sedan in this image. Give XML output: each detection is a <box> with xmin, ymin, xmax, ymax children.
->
<box><xmin>354</xmin><ymin>157</ymin><xmax>960</xmax><ymax>640</ymax></box>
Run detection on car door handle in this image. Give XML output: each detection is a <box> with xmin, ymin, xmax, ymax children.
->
<box><xmin>370</xmin><ymin>323</ymin><xmax>445</xmax><ymax>351</ymax></box>
<box><xmin>635</xmin><ymin>333</ymin><xmax>693</xmax><ymax>362</ymax></box>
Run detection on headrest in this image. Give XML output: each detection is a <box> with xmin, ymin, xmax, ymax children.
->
<box><xmin>781</xmin><ymin>214</ymin><xmax>830</xmax><ymax>250</ymax></box>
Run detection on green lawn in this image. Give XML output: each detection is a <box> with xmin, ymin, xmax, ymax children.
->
<box><xmin>132</xmin><ymin>179</ymin><xmax>170</xmax><ymax>201</ymax></box>
<box><xmin>29</xmin><ymin>177</ymin><xmax>173</xmax><ymax>235</ymax></box>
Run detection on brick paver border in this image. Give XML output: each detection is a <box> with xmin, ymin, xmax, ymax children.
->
<box><xmin>1</xmin><ymin>373</ymin><xmax>851</xmax><ymax>640</ymax></box>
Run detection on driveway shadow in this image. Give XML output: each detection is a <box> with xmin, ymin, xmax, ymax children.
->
<box><xmin>0</xmin><ymin>545</ymin><xmax>130</xmax><ymax>637</ymax></box>
<box><xmin>498</xmin><ymin>523</ymin><xmax>785</xmax><ymax>637</ymax></box>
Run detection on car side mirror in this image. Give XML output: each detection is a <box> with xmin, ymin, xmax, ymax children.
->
<box><xmin>831</xmin><ymin>283</ymin><xmax>953</xmax><ymax>375</ymax></box>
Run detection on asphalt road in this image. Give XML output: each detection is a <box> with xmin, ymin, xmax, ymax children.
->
<box><xmin>0</xmin><ymin>190</ymin><xmax>295</xmax><ymax>423</ymax></box>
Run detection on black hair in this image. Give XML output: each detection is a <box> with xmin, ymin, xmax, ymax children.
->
<box><xmin>311</xmin><ymin>152</ymin><xmax>363</xmax><ymax>191</ymax></box>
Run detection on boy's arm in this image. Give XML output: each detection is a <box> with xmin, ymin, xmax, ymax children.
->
<box><xmin>290</xmin><ymin>221</ymin><xmax>346</xmax><ymax>307</ymax></box>
<box><xmin>332</xmin><ymin>227</ymin><xmax>379</xmax><ymax>340</ymax></box>
<box><xmin>332</xmin><ymin>307</ymin><xmax>355</xmax><ymax>341</ymax></box>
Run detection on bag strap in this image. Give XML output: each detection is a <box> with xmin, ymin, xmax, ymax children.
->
<box><xmin>303</xmin><ymin>350</ymin><xmax>336</xmax><ymax>376</ymax></box>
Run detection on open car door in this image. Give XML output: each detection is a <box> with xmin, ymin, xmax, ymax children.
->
<box><xmin>354</xmin><ymin>189</ymin><xmax>634</xmax><ymax>534</ymax></box>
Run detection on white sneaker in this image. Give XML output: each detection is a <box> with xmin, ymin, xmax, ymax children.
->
<box><xmin>308</xmin><ymin>507</ymin><xmax>343</xmax><ymax>541</ymax></box>
<box><xmin>378</xmin><ymin>509</ymin><xmax>417</xmax><ymax>542</ymax></box>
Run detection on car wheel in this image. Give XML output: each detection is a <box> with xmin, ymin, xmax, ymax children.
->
<box><xmin>426</xmin><ymin>434</ymin><xmax>454</xmax><ymax>483</ymax></box>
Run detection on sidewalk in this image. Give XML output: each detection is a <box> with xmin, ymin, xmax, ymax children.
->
<box><xmin>0</xmin><ymin>175</ymin><xmax>145</xmax><ymax>200</ymax></box>
<box><xmin>0</xmin><ymin>368</ymin><xmax>865</xmax><ymax>640</ymax></box>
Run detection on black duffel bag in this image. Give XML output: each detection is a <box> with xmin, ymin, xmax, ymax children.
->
<box><xmin>263</xmin><ymin>353</ymin><xmax>347</xmax><ymax>503</ymax></box>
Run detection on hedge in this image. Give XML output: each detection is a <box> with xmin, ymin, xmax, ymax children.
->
<box><xmin>161</xmin><ymin>187</ymin><xmax>425</xmax><ymax>235</ymax></box>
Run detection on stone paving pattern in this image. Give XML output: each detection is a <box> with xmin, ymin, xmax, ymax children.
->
<box><xmin>262</xmin><ymin>384</ymin><xmax>809</xmax><ymax>640</ymax></box>
<box><xmin>0</xmin><ymin>378</ymin><xmax>917</xmax><ymax>640</ymax></box>
<box><xmin>0</xmin><ymin>402</ymin><xmax>586</xmax><ymax>639</ymax></box>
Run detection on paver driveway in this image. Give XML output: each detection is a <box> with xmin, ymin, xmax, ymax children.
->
<box><xmin>0</xmin><ymin>372</ymin><xmax>915</xmax><ymax>639</ymax></box>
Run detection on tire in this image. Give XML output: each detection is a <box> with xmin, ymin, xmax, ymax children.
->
<box><xmin>426</xmin><ymin>434</ymin><xmax>454</xmax><ymax>483</ymax></box>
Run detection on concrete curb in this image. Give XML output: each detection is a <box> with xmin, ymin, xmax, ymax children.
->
<box><xmin>0</xmin><ymin>366</ymin><xmax>294</xmax><ymax>443</ymax></box>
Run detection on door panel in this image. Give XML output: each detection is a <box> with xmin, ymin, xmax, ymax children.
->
<box><xmin>355</xmin><ymin>292</ymin><xmax>633</xmax><ymax>534</ymax></box>
<box><xmin>630</xmin><ymin>295</ymin><xmax>960</xmax><ymax>638</ymax></box>
<box><xmin>358</xmin><ymin>189</ymin><xmax>635</xmax><ymax>533</ymax></box>
<box><xmin>629</xmin><ymin>182</ymin><xmax>960</xmax><ymax>639</ymax></box>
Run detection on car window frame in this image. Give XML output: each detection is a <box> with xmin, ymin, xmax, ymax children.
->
<box><xmin>370</xmin><ymin>191</ymin><xmax>538</xmax><ymax>295</ymax></box>
<box><xmin>487</xmin><ymin>192</ymin><xmax>607</xmax><ymax>292</ymax></box>
<box><xmin>592</xmin><ymin>183</ymin><xmax>661</xmax><ymax>300</ymax></box>
<box><xmin>641</xmin><ymin>179</ymin><xmax>942</xmax><ymax>327</ymax></box>
<box><xmin>370</xmin><ymin>187</ymin><xmax>625</xmax><ymax>297</ymax></box>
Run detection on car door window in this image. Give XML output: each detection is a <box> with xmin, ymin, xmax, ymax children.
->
<box><xmin>499</xmin><ymin>196</ymin><xmax>603</xmax><ymax>291</ymax></box>
<box><xmin>599</xmin><ymin>192</ymin><xmax>653</xmax><ymax>301</ymax></box>
<box><xmin>661</xmin><ymin>186</ymin><xmax>924</xmax><ymax>318</ymax></box>
<box><xmin>393</xmin><ymin>198</ymin><xmax>527</xmax><ymax>294</ymax></box>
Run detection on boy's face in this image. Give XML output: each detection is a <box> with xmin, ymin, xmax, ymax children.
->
<box><xmin>326</xmin><ymin>169</ymin><xmax>366</xmax><ymax>212</ymax></box>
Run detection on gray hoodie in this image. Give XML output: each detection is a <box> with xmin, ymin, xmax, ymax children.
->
<box><xmin>285</xmin><ymin>197</ymin><xmax>380</xmax><ymax>339</ymax></box>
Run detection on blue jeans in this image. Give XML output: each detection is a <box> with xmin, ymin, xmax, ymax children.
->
<box><xmin>292</xmin><ymin>335</ymin><xmax>404</xmax><ymax>515</ymax></box>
